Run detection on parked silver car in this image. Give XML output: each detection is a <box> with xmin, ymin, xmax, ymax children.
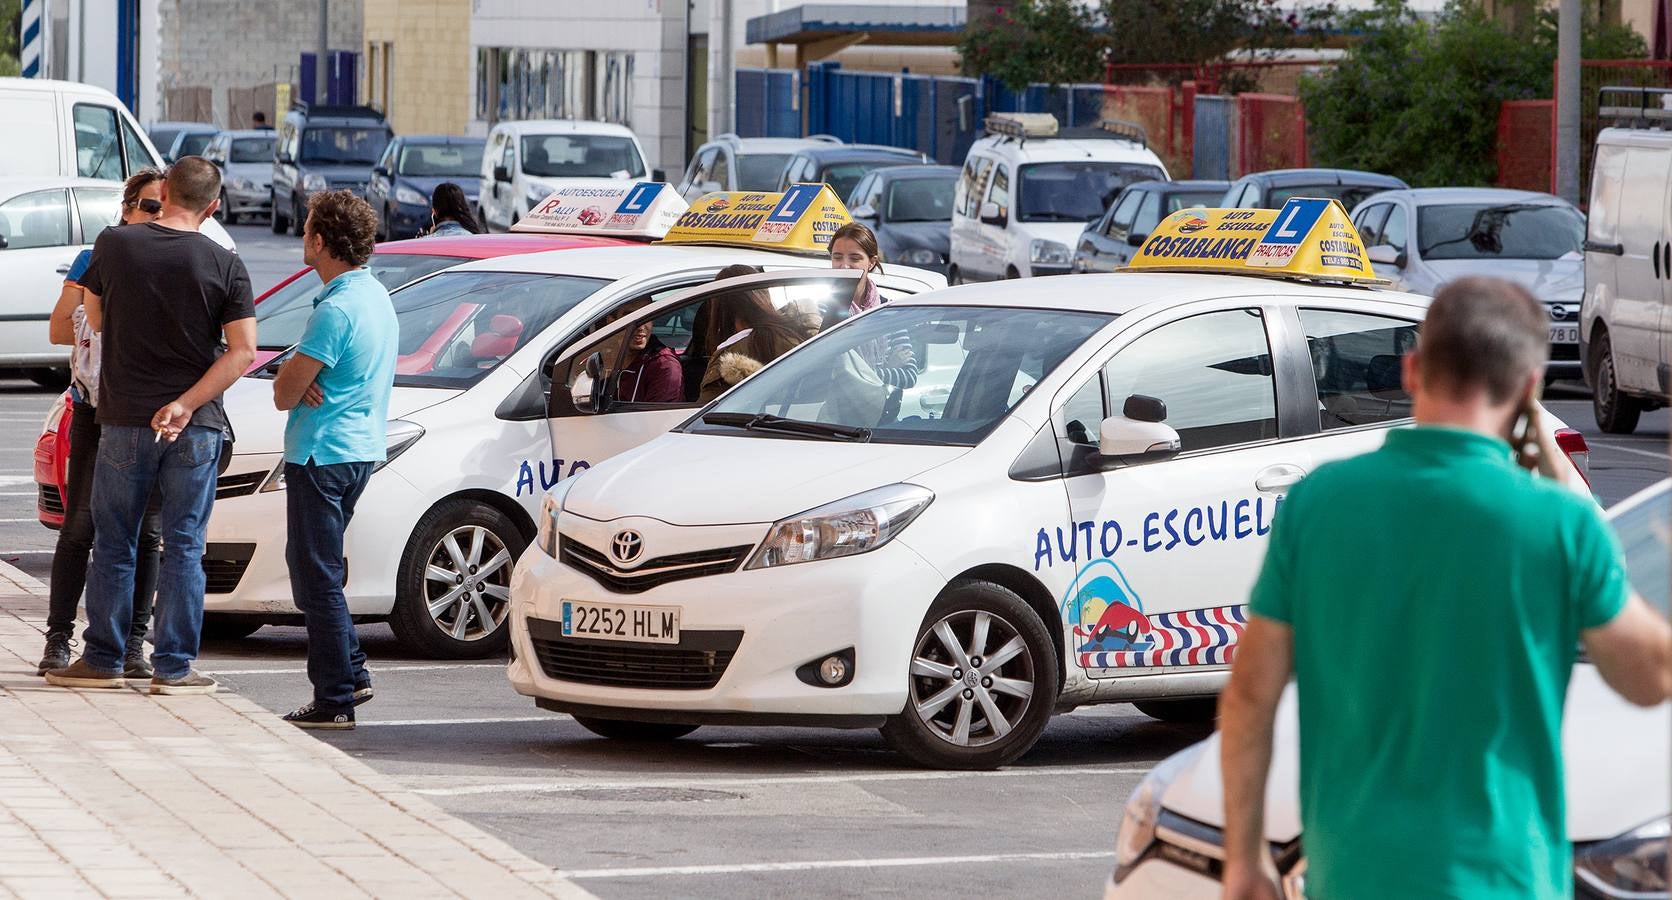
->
<box><xmin>204</xmin><ymin>129</ymin><xmax>277</xmax><ymax>224</ymax></box>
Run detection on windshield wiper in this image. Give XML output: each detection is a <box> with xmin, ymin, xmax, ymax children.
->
<box><xmin>700</xmin><ymin>411</ymin><xmax>872</xmax><ymax>442</ymax></box>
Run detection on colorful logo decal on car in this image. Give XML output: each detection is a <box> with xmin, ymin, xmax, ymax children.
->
<box><xmin>1058</xmin><ymin>558</ymin><xmax>1247</xmax><ymax>671</ymax></box>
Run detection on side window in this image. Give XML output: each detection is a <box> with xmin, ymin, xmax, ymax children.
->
<box><xmin>1059</xmin><ymin>372</ymin><xmax>1106</xmax><ymax>448</ymax></box>
<box><xmin>691</xmin><ymin>147</ymin><xmax>718</xmax><ymax>185</ymax></box>
<box><xmin>987</xmin><ymin>164</ymin><xmax>1011</xmax><ymax>219</ymax></box>
<box><xmin>958</xmin><ymin>156</ymin><xmax>994</xmax><ymax>217</ymax></box>
<box><xmin>1236</xmin><ymin>183</ymin><xmax>1260</xmax><ymax>208</ymax></box>
<box><xmin>710</xmin><ymin>150</ymin><xmax>731</xmax><ymax>190</ymax></box>
<box><xmin>500</xmin><ymin>139</ymin><xmax>515</xmax><ymax>171</ymax></box>
<box><xmin>1130</xmin><ymin>191</ymin><xmax>1163</xmax><ymax>238</ymax></box>
<box><xmin>72</xmin><ymin>188</ymin><xmax>121</xmax><ymax>244</ymax></box>
<box><xmin>1104</xmin><ymin>189</ymin><xmax>1143</xmax><ymax>239</ymax></box>
<box><xmin>0</xmin><ymin>189</ymin><xmax>73</xmax><ymax>250</ymax></box>
<box><xmin>1102</xmin><ymin>309</ymin><xmax>1277</xmax><ymax>453</ymax></box>
<box><xmin>1381</xmin><ymin>205</ymin><xmax>1409</xmax><ymax>252</ymax></box>
<box><xmin>1356</xmin><ymin>204</ymin><xmax>1390</xmax><ymax>247</ymax></box>
<box><xmin>72</xmin><ymin>104</ymin><xmax>124</xmax><ymax>180</ymax></box>
<box><xmin>120</xmin><ymin>117</ymin><xmax>153</xmax><ymax>175</ymax></box>
<box><xmin>1299</xmin><ymin>308</ymin><xmax>1417</xmax><ymax>430</ymax></box>
<box><xmin>378</xmin><ymin>141</ymin><xmax>398</xmax><ymax>173</ymax></box>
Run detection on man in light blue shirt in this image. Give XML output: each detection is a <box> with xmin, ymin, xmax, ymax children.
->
<box><xmin>272</xmin><ymin>190</ymin><xmax>398</xmax><ymax>729</ymax></box>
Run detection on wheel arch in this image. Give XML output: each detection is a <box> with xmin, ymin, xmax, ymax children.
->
<box><xmin>421</xmin><ymin>488</ymin><xmax>537</xmax><ymax>544</ymax></box>
<box><xmin>947</xmin><ymin>562</ymin><xmax>1065</xmax><ymax>696</ymax></box>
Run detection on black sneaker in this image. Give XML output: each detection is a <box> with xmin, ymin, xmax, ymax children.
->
<box><xmin>148</xmin><ymin>669</ymin><xmax>218</xmax><ymax>695</ymax></box>
<box><xmin>123</xmin><ymin>646</ymin><xmax>153</xmax><ymax>683</ymax></box>
<box><xmin>35</xmin><ymin>632</ymin><xmax>73</xmax><ymax>676</ymax></box>
<box><xmin>283</xmin><ymin>702</ymin><xmax>355</xmax><ymax>730</ymax></box>
<box><xmin>44</xmin><ymin>656</ymin><xmax>125</xmax><ymax>688</ymax></box>
<box><xmin>353</xmin><ymin>683</ymin><xmax>373</xmax><ymax>706</ymax></box>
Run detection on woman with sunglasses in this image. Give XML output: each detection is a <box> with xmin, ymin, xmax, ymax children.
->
<box><xmin>36</xmin><ymin>168</ymin><xmax>168</xmax><ymax>679</ymax></box>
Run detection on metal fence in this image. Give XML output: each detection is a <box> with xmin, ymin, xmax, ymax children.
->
<box><xmin>735</xmin><ymin>68</ymin><xmax>801</xmax><ymax>138</ymax></box>
<box><xmin>1236</xmin><ymin>94</ymin><xmax>1308</xmax><ymax>175</ymax></box>
<box><xmin>1194</xmin><ymin>95</ymin><xmax>1234</xmax><ymax>179</ymax></box>
<box><xmin>1496</xmin><ymin>100</ymin><xmax>1554</xmax><ymax>193</ymax></box>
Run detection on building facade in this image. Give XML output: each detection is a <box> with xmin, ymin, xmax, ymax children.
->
<box><xmin>362</xmin><ymin>0</ymin><xmax>471</xmax><ymax>135</ymax></box>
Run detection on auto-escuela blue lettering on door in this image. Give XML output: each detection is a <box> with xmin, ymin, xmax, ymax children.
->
<box><xmin>515</xmin><ymin>458</ymin><xmax>592</xmax><ymax>496</ymax></box>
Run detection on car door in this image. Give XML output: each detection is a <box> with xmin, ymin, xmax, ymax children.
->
<box><xmin>0</xmin><ymin>187</ymin><xmax>77</xmax><ymax>362</ymax></box>
<box><xmin>1078</xmin><ymin>188</ymin><xmax>1141</xmax><ymax>274</ymax></box>
<box><xmin>1051</xmin><ymin>304</ymin><xmax>1296</xmax><ymax>689</ymax></box>
<box><xmin>983</xmin><ymin>162</ymin><xmax>1013</xmax><ymax>277</ymax></box>
<box><xmin>1610</xmin><ymin>136</ymin><xmax>1670</xmax><ymax>393</ymax></box>
<box><xmin>545</xmin><ymin>270</ymin><xmax>914</xmax><ymax>473</ymax></box>
<box><xmin>1120</xmin><ymin>189</ymin><xmax>1164</xmax><ymax>267</ymax></box>
<box><xmin>1353</xmin><ymin>202</ymin><xmax>1399</xmax><ymax>284</ymax></box>
<box><xmin>494</xmin><ymin>136</ymin><xmax>520</xmax><ymax>228</ymax></box>
<box><xmin>369</xmin><ymin>140</ymin><xmax>398</xmax><ymax>215</ymax></box>
<box><xmin>949</xmin><ymin>154</ymin><xmax>992</xmax><ymax>282</ymax></box>
<box><xmin>1375</xmin><ymin>202</ymin><xmax>1415</xmax><ymax>291</ymax></box>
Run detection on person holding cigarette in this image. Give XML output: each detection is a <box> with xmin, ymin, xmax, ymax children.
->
<box><xmin>44</xmin><ymin>157</ymin><xmax>256</xmax><ymax>696</ymax></box>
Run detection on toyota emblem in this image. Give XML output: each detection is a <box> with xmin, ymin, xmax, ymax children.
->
<box><xmin>611</xmin><ymin>530</ymin><xmax>645</xmax><ymax>565</ymax></box>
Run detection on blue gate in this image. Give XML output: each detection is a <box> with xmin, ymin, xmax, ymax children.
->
<box><xmin>1192</xmin><ymin>95</ymin><xmax>1234</xmax><ymax>180</ymax></box>
<box><xmin>734</xmin><ymin>68</ymin><xmax>801</xmax><ymax>138</ymax></box>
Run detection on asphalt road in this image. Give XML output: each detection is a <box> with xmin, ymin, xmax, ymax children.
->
<box><xmin>0</xmin><ymin>224</ymin><xmax>1664</xmax><ymax>897</ymax></box>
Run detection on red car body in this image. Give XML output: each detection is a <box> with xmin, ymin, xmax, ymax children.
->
<box><xmin>35</xmin><ymin>232</ymin><xmax>631</xmax><ymax>528</ymax></box>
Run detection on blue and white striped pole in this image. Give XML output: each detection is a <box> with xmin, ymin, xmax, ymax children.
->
<box><xmin>19</xmin><ymin>0</ymin><xmax>47</xmax><ymax>78</ymax></box>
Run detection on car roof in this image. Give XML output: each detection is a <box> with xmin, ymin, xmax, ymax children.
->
<box><xmin>871</xmin><ymin>164</ymin><xmax>960</xmax><ymax>181</ymax></box>
<box><xmin>0</xmin><ymin>176</ymin><xmax>129</xmax><ymax>198</ymax></box>
<box><xmin>887</xmin><ymin>272</ymin><xmax>1432</xmax><ymax>316</ymax></box>
<box><xmin>395</xmin><ymin>134</ymin><xmax>485</xmax><ymax>145</ymax></box>
<box><xmin>970</xmin><ymin>135</ymin><xmax>1164</xmax><ymax>165</ymax></box>
<box><xmin>220</xmin><ymin>129</ymin><xmax>274</xmax><ymax>140</ymax></box>
<box><xmin>711</xmin><ymin>137</ymin><xmax>833</xmax><ymax>154</ymax></box>
<box><xmin>1245</xmin><ymin>168</ymin><xmax>1408</xmax><ymax>188</ymax></box>
<box><xmin>1372</xmin><ymin>186</ymin><xmax>1573</xmax><ymax>207</ymax></box>
<box><xmin>795</xmin><ymin>145</ymin><xmax>924</xmax><ymax>163</ymax></box>
<box><xmin>493</xmin><ymin>119</ymin><xmax>639</xmax><ymax>139</ymax></box>
<box><xmin>1124</xmin><ymin>178</ymin><xmax>1231</xmax><ymax>194</ymax></box>
<box><xmin>373</xmin><ymin>233</ymin><xmax>634</xmax><ymax>259</ymax></box>
<box><xmin>150</xmin><ymin>121</ymin><xmax>217</xmax><ymax>132</ymax></box>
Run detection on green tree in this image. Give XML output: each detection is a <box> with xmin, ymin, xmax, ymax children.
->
<box><xmin>0</xmin><ymin>0</ymin><xmax>21</xmax><ymax>78</ymax></box>
<box><xmin>957</xmin><ymin>0</ymin><xmax>1104</xmax><ymax>90</ymax></box>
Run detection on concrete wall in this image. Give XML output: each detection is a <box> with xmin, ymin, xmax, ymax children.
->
<box><xmin>362</xmin><ymin>0</ymin><xmax>471</xmax><ymax>134</ymax></box>
<box><xmin>156</xmin><ymin>0</ymin><xmax>362</xmax><ymax>127</ymax></box>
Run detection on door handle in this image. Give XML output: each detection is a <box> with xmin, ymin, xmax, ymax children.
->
<box><xmin>1583</xmin><ymin>239</ymin><xmax>1624</xmax><ymax>256</ymax></box>
<box><xmin>55</xmin><ymin>264</ymin><xmax>71</xmax><ymax>274</ymax></box>
<box><xmin>1656</xmin><ymin>241</ymin><xmax>1662</xmax><ymax>280</ymax></box>
<box><xmin>1254</xmin><ymin>463</ymin><xmax>1307</xmax><ymax>493</ymax></box>
<box><xmin>1663</xmin><ymin>241</ymin><xmax>1669</xmax><ymax>277</ymax></box>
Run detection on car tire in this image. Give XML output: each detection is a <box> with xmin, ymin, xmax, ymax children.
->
<box><xmin>213</xmin><ymin>190</ymin><xmax>228</xmax><ymax>224</ymax></box>
<box><xmin>1592</xmin><ymin>331</ymin><xmax>1641</xmax><ymax>435</ymax></box>
<box><xmin>947</xmin><ymin>265</ymin><xmax>962</xmax><ymax>286</ymax></box>
<box><xmin>290</xmin><ymin>197</ymin><xmax>305</xmax><ymax>237</ymax></box>
<box><xmin>1004</xmin><ymin>266</ymin><xmax>1020</xmax><ymax>280</ymax></box>
<box><xmin>270</xmin><ymin>195</ymin><xmax>288</xmax><ymax>234</ymax></box>
<box><xmin>880</xmin><ymin>579</ymin><xmax>1057</xmax><ymax>770</ymax></box>
<box><xmin>388</xmin><ymin>498</ymin><xmax>523</xmax><ymax>659</ymax></box>
<box><xmin>200</xmin><ymin>613</ymin><xmax>264</xmax><ymax>641</ymax></box>
<box><xmin>1133</xmin><ymin>697</ymin><xmax>1218</xmax><ymax>724</ymax></box>
<box><xmin>573</xmin><ymin>717</ymin><xmax>700</xmax><ymax>741</ymax></box>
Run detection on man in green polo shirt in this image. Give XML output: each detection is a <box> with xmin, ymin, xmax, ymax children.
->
<box><xmin>1219</xmin><ymin>277</ymin><xmax>1671</xmax><ymax>899</ymax></box>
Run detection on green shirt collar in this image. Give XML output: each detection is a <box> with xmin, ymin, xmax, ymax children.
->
<box><xmin>1383</xmin><ymin>425</ymin><xmax>1514</xmax><ymax>466</ymax></box>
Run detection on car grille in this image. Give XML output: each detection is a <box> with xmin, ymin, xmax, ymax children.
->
<box><xmin>215</xmin><ymin>471</ymin><xmax>266</xmax><ymax>500</ymax></box>
<box><xmin>526</xmin><ymin>618</ymin><xmax>741</xmax><ymax>690</ymax></box>
<box><xmin>559</xmin><ymin>537</ymin><xmax>751</xmax><ymax>595</ymax></box>
<box><xmin>203</xmin><ymin>543</ymin><xmax>255</xmax><ymax>594</ymax></box>
<box><xmin>1551</xmin><ymin>343</ymin><xmax>1579</xmax><ymax>362</ymax></box>
<box><xmin>37</xmin><ymin>484</ymin><xmax>63</xmax><ymax>517</ymax></box>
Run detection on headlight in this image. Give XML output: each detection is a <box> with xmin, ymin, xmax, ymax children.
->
<box><xmin>901</xmin><ymin>248</ymin><xmax>941</xmax><ymax>265</ymax></box>
<box><xmin>745</xmin><ymin>483</ymin><xmax>933</xmax><ymax>570</ymax></box>
<box><xmin>1030</xmin><ymin>239</ymin><xmax>1071</xmax><ymax>265</ymax></box>
<box><xmin>257</xmin><ymin>419</ymin><xmax>424</xmax><ymax>492</ymax></box>
<box><xmin>1113</xmin><ymin>744</ymin><xmax>1201</xmax><ymax>871</ymax></box>
<box><xmin>535</xmin><ymin>478</ymin><xmax>578</xmax><ymax>558</ymax></box>
<box><xmin>302</xmin><ymin>173</ymin><xmax>328</xmax><ymax>192</ymax></box>
<box><xmin>526</xmin><ymin>184</ymin><xmax>553</xmax><ymax>207</ymax></box>
<box><xmin>394</xmin><ymin>185</ymin><xmax>426</xmax><ymax>206</ymax></box>
<box><xmin>1575</xmin><ymin>816</ymin><xmax>1669</xmax><ymax>898</ymax></box>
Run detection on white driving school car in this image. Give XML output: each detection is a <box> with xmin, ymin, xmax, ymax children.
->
<box><xmin>1104</xmin><ymin>480</ymin><xmax>1669</xmax><ymax>899</ymax></box>
<box><xmin>507</xmin><ymin>200</ymin><xmax>1593</xmax><ymax>768</ymax></box>
<box><xmin>200</xmin><ymin>183</ymin><xmax>944</xmax><ymax>658</ymax></box>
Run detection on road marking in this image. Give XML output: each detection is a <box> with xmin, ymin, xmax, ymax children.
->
<box><xmin>0</xmin><ymin>549</ymin><xmax>53</xmax><ymax>554</ymax></box>
<box><xmin>0</xmin><ymin>491</ymin><xmax>39</xmax><ymax>496</ymax></box>
<box><xmin>211</xmin><ymin>663</ymin><xmax>505</xmax><ymax>675</ymax></box>
<box><xmin>416</xmin><ymin>765</ymin><xmax>1151</xmax><ymax>797</ymax></box>
<box><xmin>1587</xmin><ymin>442</ymin><xmax>1668</xmax><ymax>461</ymax></box>
<box><xmin>0</xmin><ymin>518</ymin><xmax>40</xmax><ymax>523</ymax></box>
<box><xmin>359</xmin><ymin>716</ymin><xmax>556</xmax><ymax>727</ymax></box>
<box><xmin>562</xmin><ymin>850</ymin><xmax>1118</xmax><ymax>880</ymax></box>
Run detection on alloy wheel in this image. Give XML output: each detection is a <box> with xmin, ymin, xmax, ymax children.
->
<box><xmin>422</xmin><ymin>525</ymin><xmax>512</xmax><ymax>642</ymax></box>
<box><xmin>906</xmin><ymin>609</ymin><xmax>1036</xmax><ymax>748</ymax></box>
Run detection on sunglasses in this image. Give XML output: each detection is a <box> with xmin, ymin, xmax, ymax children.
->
<box><xmin>136</xmin><ymin>198</ymin><xmax>162</xmax><ymax>214</ymax></box>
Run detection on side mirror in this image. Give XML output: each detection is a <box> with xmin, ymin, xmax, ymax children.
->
<box><xmin>570</xmin><ymin>351</ymin><xmax>611</xmax><ymax>415</ymax></box>
<box><xmin>0</xmin><ymin>233</ymin><xmax>9</xmax><ymax>250</ymax></box>
<box><xmin>493</xmin><ymin>165</ymin><xmax>512</xmax><ymax>184</ymax></box>
<box><xmin>1367</xmin><ymin>244</ymin><xmax>1406</xmax><ymax>268</ymax></box>
<box><xmin>979</xmin><ymin>201</ymin><xmax>1006</xmax><ymax>226</ymax></box>
<box><xmin>1098</xmin><ymin>414</ymin><xmax>1181</xmax><ymax>465</ymax></box>
<box><xmin>372</xmin><ymin>165</ymin><xmax>388</xmax><ymax>178</ymax></box>
<box><xmin>1126</xmin><ymin>232</ymin><xmax>1147</xmax><ymax>248</ymax></box>
<box><xmin>852</xmin><ymin>203</ymin><xmax>878</xmax><ymax>220</ymax></box>
<box><xmin>277</xmin><ymin>151</ymin><xmax>293</xmax><ymax>165</ymax></box>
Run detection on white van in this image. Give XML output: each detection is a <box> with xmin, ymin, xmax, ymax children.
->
<box><xmin>0</xmin><ymin>78</ymin><xmax>166</xmax><ymax>181</ymax></box>
<box><xmin>1581</xmin><ymin>87</ymin><xmax>1672</xmax><ymax>434</ymax></box>
<box><xmin>479</xmin><ymin>120</ymin><xmax>653</xmax><ymax>233</ymax></box>
<box><xmin>948</xmin><ymin>113</ymin><xmax>1168</xmax><ymax>283</ymax></box>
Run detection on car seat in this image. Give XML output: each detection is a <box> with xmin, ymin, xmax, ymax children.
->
<box><xmin>470</xmin><ymin>314</ymin><xmax>525</xmax><ymax>364</ymax></box>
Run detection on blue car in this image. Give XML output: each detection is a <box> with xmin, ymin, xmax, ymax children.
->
<box><xmin>368</xmin><ymin>135</ymin><xmax>487</xmax><ymax>240</ymax></box>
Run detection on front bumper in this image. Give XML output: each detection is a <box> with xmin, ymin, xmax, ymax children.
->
<box><xmin>225</xmin><ymin>184</ymin><xmax>272</xmax><ymax>216</ymax></box>
<box><xmin>1028</xmin><ymin>263</ymin><xmax>1073</xmax><ymax>277</ymax></box>
<box><xmin>386</xmin><ymin>202</ymin><xmax>432</xmax><ymax>239</ymax></box>
<box><xmin>507</xmin><ymin>520</ymin><xmax>946</xmax><ymax>722</ymax></box>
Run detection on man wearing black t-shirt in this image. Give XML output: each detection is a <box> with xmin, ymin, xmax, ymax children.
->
<box><xmin>45</xmin><ymin>157</ymin><xmax>257</xmax><ymax>696</ymax></box>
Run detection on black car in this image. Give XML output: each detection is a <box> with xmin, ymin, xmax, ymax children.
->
<box><xmin>776</xmin><ymin>144</ymin><xmax>929</xmax><ymax>201</ymax></box>
<box><xmin>368</xmin><ymin>135</ymin><xmax>487</xmax><ymax>240</ymax></box>
<box><xmin>1073</xmin><ymin>179</ymin><xmax>1230</xmax><ymax>273</ymax></box>
<box><xmin>1220</xmin><ymin>167</ymin><xmax>1409</xmax><ymax>211</ymax></box>
<box><xmin>271</xmin><ymin>104</ymin><xmax>393</xmax><ymax>236</ymax></box>
<box><xmin>846</xmin><ymin>165</ymin><xmax>959</xmax><ymax>275</ymax></box>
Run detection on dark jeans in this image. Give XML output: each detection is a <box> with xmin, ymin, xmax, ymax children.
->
<box><xmin>47</xmin><ymin>403</ymin><xmax>162</xmax><ymax>646</ymax></box>
<box><xmin>285</xmin><ymin>460</ymin><xmax>373</xmax><ymax>712</ymax></box>
<box><xmin>84</xmin><ymin>424</ymin><xmax>222</xmax><ymax>677</ymax></box>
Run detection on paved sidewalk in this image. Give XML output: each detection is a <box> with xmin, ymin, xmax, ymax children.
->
<box><xmin>0</xmin><ymin>562</ymin><xmax>595</xmax><ymax>900</ymax></box>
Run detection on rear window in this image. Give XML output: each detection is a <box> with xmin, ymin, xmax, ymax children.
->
<box><xmin>1269</xmin><ymin>183</ymin><xmax>1392</xmax><ymax>210</ymax></box>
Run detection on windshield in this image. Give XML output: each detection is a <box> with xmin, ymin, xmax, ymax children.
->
<box><xmin>301</xmin><ymin>126</ymin><xmax>389</xmax><ymax>165</ymax></box>
<box><xmin>820</xmin><ymin>161</ymin><xmax>910</xmax><ymax>202</ymax></box>
<box><xmin>254</xmin><ymin>254</ymin><xmax>468</xmax><ymax>348</ymax></box>
<box><xmin>230</xmin><ymin>137</ymin><xmax>274</xmax><ymax>163</ymax></box>
<box><xmin>399</xmin><ymin>142</ymin><xmax>485</xmax><ymax>177</ymax></box>
<box><xmin>693</xmin><ymin>306</ymin><xmax>1112</xmax><ymax>446</ymax></box>
<box><xmin>1269</xmin><ymin>183</ymin><xmax>1389</xmax><ymax>210</ymax></box>
<box><xmin>1167</xmin><ymin>190</ymin><xmax>1226</xmax><ymax>213</ymax></box>
<box><xmin>886</xmin><ymin>176</ymin><xmax>957</xmax><ymax>222</ymax></box>
<box><xmin>1612</xmin><ymin>485</ymin><xmax>1669</xmax><ymax>615</ymax></box>
<box><xmin>1417</xmin><ymin>203</ymin><xmax>1584</xmax><ymax>261</ymax></box>
<box><xmin>737</xmin><ymin>153</ymin><xmax>791</xmax><ymax>191</ymax></box>
<box><xmin>1019</xmin><ymin>162</ymin><xmax>1166</xmax><ymax>222</ymax></box>
<box><xmin>520</xmin><ymin>134</ymin><xmax>645</xmax><ymax>178</ymax></box>
<box><xmin>177</xmin><ymin>132</ymin><xmax>215</xmax><ymax>158</ymax></box>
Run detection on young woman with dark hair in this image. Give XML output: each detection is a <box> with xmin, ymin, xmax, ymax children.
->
<box><xmin>427</xmin><ymin>182</ymin><xmax>482</xmax><ymax>236</ymax></box>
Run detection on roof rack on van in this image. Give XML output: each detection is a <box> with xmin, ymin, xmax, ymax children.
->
<box><xmin>983</xmin><ymin>113</ymin><xmax>1059</xmax><ymax>142</ymax></box>
<box><xmin>288</xmin><ymin>101</ymin><xmax>386</xmax><ymax>121</ymax></box>
<box><xmin>1598</xmin><ymin>86</ymin><xmax>1672</xmax><ymax>126</ymax></box>
<box><xmin>808</xmin><ymin>134</ymin><xmax>843</xmax><ymax>144</ymax></box>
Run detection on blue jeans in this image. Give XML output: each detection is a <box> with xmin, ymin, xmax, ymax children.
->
<box><xmin>84</xmin><ymin>424</ymin><xmax>222</xmax><ymax>678</ymax></box>
<box><xmin>285</xmin><ymin>460</ymin><xmax>373</xmax><ymax>712</ymax></box>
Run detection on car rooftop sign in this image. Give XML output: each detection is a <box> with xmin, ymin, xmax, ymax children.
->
<box><xmin>658</xmin><ymin>183</ymin><xmax>852</xmax><ymax>255</ymax></box>
<box><xmin>511</xmin><ymin>181</ymin><xmax>689</xmax><ymax>239</ymax></box>
<box><xmin>1124</xmin><ymin>197</ymin><xmax>1382</xmax><ymax>285</ymax></box>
